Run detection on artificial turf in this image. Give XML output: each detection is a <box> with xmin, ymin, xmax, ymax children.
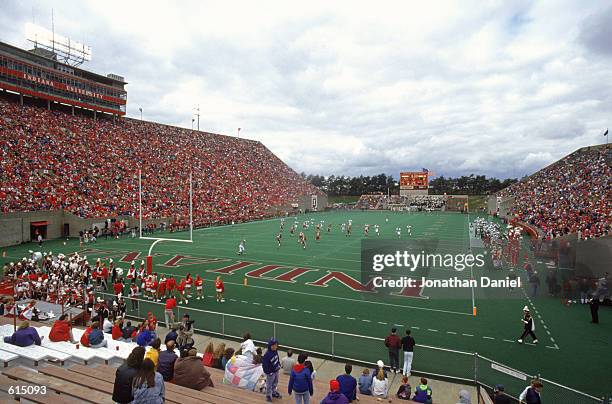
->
<box><xmin>2</xmin><ymin>210</ymin><xmax>609</xmax><ymax>401</ymax></box>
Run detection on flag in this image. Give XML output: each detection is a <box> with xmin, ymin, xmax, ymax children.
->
<box><xmin>422</xmin><ymin>168</ymin><xmax>428</xmax><ymax>173</ymax></box>
<box><xmin>604</xmin><ymin>129</ymin><xmax>608</xmax><ymax>137</ymax></box>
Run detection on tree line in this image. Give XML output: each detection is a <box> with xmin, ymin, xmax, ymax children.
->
<box><xmin>300</xmin><ymin>173</ymin><xmax>518</xmax><ymax>196</ymax></box>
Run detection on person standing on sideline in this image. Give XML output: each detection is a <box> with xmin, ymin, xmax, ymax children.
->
<box><xmin>589</xmin><ymin>295</ymin><xmax>600</xmax><ymax>324</ymax></box>
<box><xmin>164</xmin><ymin>295</ymin><xmax>176</xmax><ymax>327</ymax></box>
<box><xmin>384</xmin><ymin>328</ymin><xmax>401</xmax><ymax>373</ymax></box>
<box><xmin>262</xmin><ymin>337</ymin><xmax>282</xmax><ymax>402</ymax></box>
<box><xmin>401</xmin><ymin>329</ymin><xmax>415</xmax><ymax>376</ymax></box>
<box><xmin>529</xmin><ymin>272</ymin><xmax>540</xmax><ymax>298</ymax></box>
<box><xmin>518</xmin><ymin>306</ymin><xmax>538</xmax><ymax>344</ymax></box>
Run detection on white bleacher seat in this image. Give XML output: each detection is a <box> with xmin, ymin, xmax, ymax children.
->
<box><xmin>36</xmin><ymin>327</ymin><xmax>97</xmax><ymax>364</ymax></box>
<box><xmin>70</xmin><ymin>328</ymin><xmax>128</xmax><ymax>361</ymax></box>
<box><xmin>0</xmin><ymin>349</ymin><xmax>18</xmax><ymax>367</ymax></box>
<box><xmin>0</xmin><ymin>324</ymin><xmax>71</xmax><ymax>365</ymax></box>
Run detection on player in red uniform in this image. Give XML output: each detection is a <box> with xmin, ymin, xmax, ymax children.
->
<box><xmin>185</xmin><ymin>273</ymin><xmax>193</xmax><ymax>298</ymax></box>
<box><xmin>156</xmin><ymin>276</ymin><xmax>167</xmax><ymax>302</ymax></box>
<box><xmin>166</xmin><ymin>276</ymin><xmax>176</xmax><ymax>295</ymax></box>
<box><xmin>195</xmin><ymin>275</ymin><xmax>204</xmax><ymax>300</ymax></box>
<box><xmin>176</xmin><ymin>278</ymin><xmax>188</xmax><ymax>304</ymax></box>
<box><xmin>215</xmin><ymin>276</ymin><xmax>225</xmax><ymax>303</ymax></box>
<box><xmin>113</xmin><ymin>278</ymin><xmax>124</xmax><ymax>297</ymax></box>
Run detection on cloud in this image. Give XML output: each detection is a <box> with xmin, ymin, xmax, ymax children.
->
<box><xmin>1</xmin><ymin>0</ymin><xmax>610</xmax><ymax>180</ymax></box>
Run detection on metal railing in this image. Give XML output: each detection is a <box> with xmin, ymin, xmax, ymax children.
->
<box><xmin>95</xmin><ymin>291</ymin><xmax>603</xmax><ymax>403</ymax></box>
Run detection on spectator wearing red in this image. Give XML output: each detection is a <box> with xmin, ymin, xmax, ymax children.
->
<box><xmin>48</xmin><ymin>314</ymin><xmax>77</xmax><ymax>343</ymax></box>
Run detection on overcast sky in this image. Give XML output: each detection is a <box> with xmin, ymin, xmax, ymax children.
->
<box><xmin>1</xmin><ymin>1</ymin><xmax>611</xmax><ymax>179</ymax></box>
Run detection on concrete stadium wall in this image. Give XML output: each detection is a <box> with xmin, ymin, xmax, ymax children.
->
<box><xmin>487</xmin><ymin>195</ymin><xmax>515</xmax><ymax>219</ymax></box>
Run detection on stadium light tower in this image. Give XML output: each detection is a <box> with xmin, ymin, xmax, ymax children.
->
<box><xmin>139</xmin><ymin>107</ymin><xmax>143</xmax><ymax>120</ymax></box>
<box><xmin>237</xmin><ymin>127</ymin><xmax>241</xmax><ymax>138</ymax></box>
<box><xmin>193</xmin><ymin>105</ymin><xmax>200</xmax><ymax>131</ymax></box>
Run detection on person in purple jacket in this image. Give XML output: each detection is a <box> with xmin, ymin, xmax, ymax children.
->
<box><xmin>320</xmin><ymin>380</ymin><xmax>349</xmax><ymax>404</ymax></box>
<box><xmin>3</xmin><ymin>321</ymin><xmax>42</xmax><ymax>347</ymax></box>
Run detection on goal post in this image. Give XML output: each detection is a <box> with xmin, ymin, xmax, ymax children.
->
<box><xmin>138</xmin><ymin>169</ymin><xmax>193</xmax><ymax>274</ymax></box>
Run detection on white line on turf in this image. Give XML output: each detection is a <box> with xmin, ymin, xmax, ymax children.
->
<box><xmin>346</xmin><ymin>317</ymin><xmax>356</xmax><ymax>320</ymax></box>
<box><xmin>482</xmin><ymin>336</ymin><xmax>494</xmax><ymax>340</ymax></box>
<box><xmin>378</xmin><ymin>321</ymin><xmax>388</xmax><ymax>325</ymax></box>
<box><xmin>446</xmin><ymin>331</ymin><xmax>457</xmax><ymax>335</ymax></box>
<box><xmin>427</xmin><ymin>329</ymin><xmax>438</xmax><ymax>332</ymax></box>
<box><xmin>362</xmin><ymin>319</ymin><xmax>371</xmax><ymax>323</ymax></box>
<box><xmin>303</xmin><ymin>310</ymin><xmax>312</xmax><ymax>314</ymax></box>
<box><xmin>462</xmin><ymin>333</ymin><xmax>474</xmax><ymax>337</ymax></box>
<box><xmin>317</xmin><ymin>312</ymin><xmax>326</xmax><ymax>316</ymax></box>
<box><xmin>290</xmin><ymin>308</ymin><xmax>299</xmax><ymax>312</ymax></box>
<box><xmin>503</xmin><ymin>339</ymin><xmax>515</xmax><ymax>343</ymax></box>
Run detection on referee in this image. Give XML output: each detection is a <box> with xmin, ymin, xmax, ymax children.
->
<box><xmin>518</xmin><ymin>306</ymin><xmax>538</xmax><ymax>344</ymax></box>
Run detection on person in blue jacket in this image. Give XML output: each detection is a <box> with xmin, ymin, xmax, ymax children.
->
<box><xmin>3</xmin><ymin>321</ymin><xmax>42</xmax><ymax>347</ymax></box>
<box><xmin>262</xmin><ymin>337</ymin><xmax>282</xmax><ymax>402</ymax></box>
<box><xmin>336</xmin><ymin>364</ymin><xmax>357</xmax><ymax>402</ymax></box>
<box><xmin>289</xmin><ymin>353</ymin><xmax>314</xmax><ymax>404</ymax></box>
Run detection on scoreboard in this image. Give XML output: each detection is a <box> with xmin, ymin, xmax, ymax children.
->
<box><xmin>400</xmin><ymin>171</ymin><xmax>429</xmax><ymax>190</ymax></box>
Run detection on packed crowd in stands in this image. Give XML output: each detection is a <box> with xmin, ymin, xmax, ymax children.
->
<box><xmin>498</xmin><ymin>145</ymin><xmax>611</xmax><ymax>240</ymax></box>
<box><xmin>0</xmin><ymin>99</ymin><xmax>322</xmax><ymax>225</ymax></box>
<box><xmin>355</xmin><ymin>194</ymin><xmax>447</xmax><ymax>211</ymax></box>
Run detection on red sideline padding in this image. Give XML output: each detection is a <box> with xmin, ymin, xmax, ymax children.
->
<box><xmin>146</xmin><ymin>256</ymin><xmax>153</xmax><ymax>275</ymax></box>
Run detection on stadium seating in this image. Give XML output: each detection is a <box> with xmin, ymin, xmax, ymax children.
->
<box><xmin>498</xmin><ymin>145</ymin><xmax>611</xmax><ymax>240</ymax></box>
<box><xmin>0</xmin><ymin>99</ymin><xmax>322</xmax><ymax>224</ymax></box>
<box><xmin>0</xmin><ymin>315</ymin><xmax>438</xmax><ymax>403</ymax></box>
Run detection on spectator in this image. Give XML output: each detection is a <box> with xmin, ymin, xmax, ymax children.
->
<box><xmin>320</xmin><ymin>380</ymin><xmax>348</xmax><ymax>404</ymax></box>
<box><xmin>336</xmin><ymin>363</ymin><xmax>357</xmax><ymax>403</ymax></box>
<box><xmin>157</xmin><ymin>340</ymin><xmax>178</xmax><ymax>382</ymax></box>
<box><xmin>112</xmin><ymin>346</ymin><xmax>146</xmax><ymax>404</ymax></box>
<box><xmin>144</xmin><ymin>338</ymin><xmax>162</xmax><ymax>369</ymax></box>
<box><xmin>136</xmin><ymin>325</ymin><xmax>154</xmax><ymax>347</ymax></box>
<box><xmin>358</xmin><ymin>369</ymin><xmax>372</xmax><ymax>396</ymax></box>
<box><xmin>48</xmin><ymin>314</ymin><xmax>77</xmax><ymax>343</ymax></box>
<box><xmin>519</xmin><ymin>380</ymin><xmax>543</xmax><ymax>404</ymax></box>
<box><xmin>384</xmin><ymin>327</ymin><xmax>401</xmax><ymax>373</ymax></box>
<box><xmin>112</xmin><ymin>319</ymin><xmax>125</xmax><ymax>341</ymax></box>
<box><xmin>456</xmin><ymin>389</ymin><xmax>471</xmax><ymax>404</ymax></box>
<box><xmin>122</xmin><ymin>321</ymin><xmax>137</xmax><ymax>342</ymax></box>
<box><xmin>262</xmin><ymin>337</ymin><xmax>282</xmax><ymax>402</ymax></box>
<box><xmin>88</xmin><ymin>322</ymin><xmax>108</xmax><ymax>348</ymax></box>
<box><xmin>173</xmin><ymin>347</ymin><xmax>215</xmax><ymax>390</ymax></box>
<box><xmin>164</xmin><ymin>324</ymin><xmax>178</xmax><ymax>344</ymax></box>
<box><xmin>282</xmin><ymin>348</ymin><xmax>296</xmax><ymax>375</ymax></box>
<box><xmin>401</xmin><ymin>329</ymin><xmax>415</xmax><ymax>376</ymax></box>
<box><xmin>222</xmin><ymin>347</ymin><xmax>235</xmax><ymax>370</ymax></box>
<box><xmin>371</xmin><ymin>368</ymin><xmax>389</xmax><ymax>400</ymax></box>
<box><xmin>241</xmin><ymin>332</ymin><xmax>256</xmax><ymax>360</ymax></box>
<box><xmin>202</xmin><ymin>341</ymin><xmax>214</xmax><ymax>367</ymax></box>
<box><xmin>103</xmin><ymin>316</ymin><xmax>114</xmax><ymax>334</ymax></box>
<box><xmin>396</xmin><ymin>376</ymin><xmax>411</xmax><ymax>400</ymax></box>
<box><xmin>413</xmin><ymin>378</ymin><xmax>433</xmax><ymax>404</ymax></box>
<box><xmin>288</xmin><ymin>352</ymin><xmax>313</xmax><ymax>404</ymax></box>
<box><xmin>213</xmin><ymin>342</ymin><xmax>226</xmax><ymax>369</ymax></box>
<box><xmin>3</xmin><ymin>321</ymin><xmax>42</xmax><ymax>347</ymax></box>
<box><xmin>305</xmin><ymin>360</ymin><xmax>316</xmax><ymax>381</ymax></box>
<box><xmin>132</xmin><ymin>358</ymin><xmax>165</xmax><ymax>404</ymax></box>
<box><xmin>493</xmin><ymin>384</ymin><xmax>511</xmax><ymax>404</ymax></box>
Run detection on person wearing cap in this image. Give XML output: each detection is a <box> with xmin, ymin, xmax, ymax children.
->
<box><xmin>320</xmin><ymin>380</ymin><xmax>349</xmax><ymax>404</ymax></box>
<box><xmin>493</xmin><ymin>384</ymin><xmax>511</xmax><ymax>404</ymax></box>
<box><xmin>518</xmin><ymin>306</ymin><xmax>538</xmax><ymax>344</ymax></box>
<box><xmin>262</xmin><ymin>337</ymin><xmax>282</xmax><ymax>402</ymax></box>
<box><xmin>288</xmin><ymin>352</ymin><xmax>313</xmax><ymax>404</ymax></box>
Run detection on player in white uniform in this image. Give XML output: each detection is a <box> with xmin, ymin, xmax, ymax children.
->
<box><xmin>396</xmin><ymin>227</ymin><xmax>402</xmax><ymax>238</ymax></box>
<box><xmin>375</xmin><ymin>225</ymin><xmax>380</xmax><ymax>236</ymax></box>
<box><xmin>237</xmin><ymin>240</ymin><xmax>246</xmax><ymax>255</ymax></box>
<box><xmin>406</xmin><ymin>225</ymin><xmax>412</xmax><ymax>236</ymax></box>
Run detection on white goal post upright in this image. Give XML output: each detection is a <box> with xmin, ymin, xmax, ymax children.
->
<box><xmin>138</xmin><ymin>169</ymin><xmax>193</xmax><ymax>275</ymax></box>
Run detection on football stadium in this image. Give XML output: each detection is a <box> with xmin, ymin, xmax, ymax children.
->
<box><xmin>0</xmin><ymin>3</ymin><xmax>610</xmax><ymax>404</ymax></box>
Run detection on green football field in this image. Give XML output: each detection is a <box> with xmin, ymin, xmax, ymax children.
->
<box><xmin>2</xmin><ymin>210</ymin><xmax>610</xmax><ymax>401</ymax></box>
